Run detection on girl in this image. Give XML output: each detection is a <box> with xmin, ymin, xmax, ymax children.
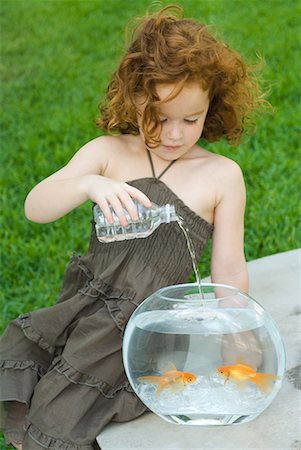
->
<box><xmin>1</xmin><ymin>5</ymin><xmax>265</xmax><ymax>449</ymax></box>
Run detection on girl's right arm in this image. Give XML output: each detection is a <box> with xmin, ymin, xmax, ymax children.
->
<box><xmin>24</xmin><ymin>136</ymin><xmax>151</xmax><ymax>225</ymax></box>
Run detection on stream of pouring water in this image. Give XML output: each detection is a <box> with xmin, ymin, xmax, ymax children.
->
<box><xmin>176</xmin><ymin>215</ymin><xmax>205</xmax><ymax>300</ymax></box>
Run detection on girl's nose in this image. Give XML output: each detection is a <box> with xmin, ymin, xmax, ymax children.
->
<box><xmin>165</xmin><ymin>122</ymin><xmax>183</xmax><ymax>141</ymax></box>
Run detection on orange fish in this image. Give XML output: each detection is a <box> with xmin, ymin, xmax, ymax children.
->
<box><xmin>138</xmin><ymin>363</ymin><xmax>197</xmax><ymax>396</ymax></box>
<box><xmin>217</xmin><ymin>362</ymin><xmax>280</xmax><ymax>393</ymax></box>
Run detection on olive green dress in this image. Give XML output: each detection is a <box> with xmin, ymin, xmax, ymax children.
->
<box><xmin>0</xmin><ymin>169</ymin><xmax>213</xmax><ymax>449</ymax></box>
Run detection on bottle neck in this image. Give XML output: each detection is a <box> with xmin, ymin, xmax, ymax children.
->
<box><xmin>159</xmin><ymin>204</ymin><xmax>177</xmax><ymax>223</ymax></box>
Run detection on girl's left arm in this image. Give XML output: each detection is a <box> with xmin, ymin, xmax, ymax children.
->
<box><xmin>211</xmin><ymin>160</ymin><xmax>263</xmax><ymax>368</ymax></box>
<box><xmin>210</xmin><ymin>159</ymin><xmax>249</xmax><ymax>293</ymax></box>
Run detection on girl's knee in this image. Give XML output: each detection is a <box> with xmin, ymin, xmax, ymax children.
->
<box><xmin>11</xmin><ymin>443</ymin><xmax>23</xmax><ymax>450</ymax></box>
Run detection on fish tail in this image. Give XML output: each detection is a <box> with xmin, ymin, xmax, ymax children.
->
<box><xmin>137</xmin><ymin>375</ymin><xmax>162</xmax><ymax>385</ymax></box>
<box><xmin>156</xmin><ymin>382</ymin><xmax>169</xmax><ymax>396</ymax></box>
<box><xmin>252</xmin><ymin>373</ymin><xmax>280</xmax><ymax>393</ymax></box>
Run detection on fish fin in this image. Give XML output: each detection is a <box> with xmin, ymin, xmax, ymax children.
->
<box><xmin>252</xmin><ymin>373</ymin><xmax>280</xmax><ymax>393</ymax></box>
<box><xmin>235</xmin><ymin>358</ymin><xmax>255</xmax><ymax>369</ymax></box>
<box><xmin>138</xmin><ymin>375</ymin><xmax>162</xmax><ymax>385</ymax></box>
<box><xmin>223</xmin><ymin>372</ymin><xmax>230</xmax><ymax>385</ymax></box>
<box><xmin>169</xmin><ymin>381</ymin><xmax>185</xmax><ymax>393</ymax></box>
<box><xmin>235</xmin><ymin>358</ymin><xmax>259</xmax><ymax>371</ymax></box>
<box><xmin>164</xmin><ymin>361</ymin><xmax>178</xmax><ymax>372</ymax></box>
<box><xmin>236</xmin><ymin>358</ymin><xmax>246</xmax><ymax>365</ymax></box>
<box><xmin>236</xmin><ymin>357</ymin><xmax>243</xmax><ymax>363</ymax></box>
<box><xmin>170</xmin><ymin>384</ymin><xmax>179</xmax><ymax>393</ymax></box>
<box><xmin>155</xmin><ymin>381</ymin><xmax>170</xmax><ymax>397</ymax></box>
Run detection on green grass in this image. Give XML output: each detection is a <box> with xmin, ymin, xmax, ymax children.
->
<box><xmin>0</xmin><ymin>0</ymin><xmax>300</xmax><ymax>444</ymax></box>
<box><xmin>1</xmin><ymin>0</ymin><xmax>300</xmax><ymax>326</ymax></box>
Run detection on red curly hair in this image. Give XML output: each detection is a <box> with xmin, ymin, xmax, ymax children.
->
<box><xmin>97</xmin><ymin>4</ymin><xmax>265</xmax><ymax>148</ymax></box>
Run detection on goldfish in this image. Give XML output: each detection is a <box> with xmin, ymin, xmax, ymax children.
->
<box><xmin>216</xmin><ymin>362</ymin><xmax>280</xmax><ymax>393</ymax></box>
<box><xmin>138</xmin><ymin>362</ymin><xmax>197</xmax><ymax>396</ymax></box>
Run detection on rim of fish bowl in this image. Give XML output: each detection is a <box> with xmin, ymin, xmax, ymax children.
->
<box><xmin>154</xmin><ymin>282</ymin><xmax>248</xmax><ymax>303</ymax></box>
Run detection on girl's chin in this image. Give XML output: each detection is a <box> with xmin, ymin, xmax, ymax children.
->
<box><xmin>156</xmin><ymin>146</ymin><xmax>188</xmax><ymax>160</ymax></box>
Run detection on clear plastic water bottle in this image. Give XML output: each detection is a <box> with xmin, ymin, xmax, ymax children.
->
<box><xmin>93</xmin><ymin>201</ymin><xmax>177</xmax><ymax>243</ymax></box>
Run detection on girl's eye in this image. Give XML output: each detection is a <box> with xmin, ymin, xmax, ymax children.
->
<box><xmin>159</xmin><ymin>118</ymin><xmax>198</xmax><ymax>124</ymax></box>
<box><xmin>184</xmin><ymin>119</ymin><xmax>198</xmax><ymax>124</ymax></box>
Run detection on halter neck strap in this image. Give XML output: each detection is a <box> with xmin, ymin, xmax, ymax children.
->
<box><xmin>146</xmin><ymin>149</ymin><xmax>177</xmax><ymax>180</ymax></box>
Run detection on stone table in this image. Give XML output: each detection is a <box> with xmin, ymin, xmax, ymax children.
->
<box><xmin>97</xmin><ymin>249</ymin><xmax>301</xmax><ymax>450</ymax></box>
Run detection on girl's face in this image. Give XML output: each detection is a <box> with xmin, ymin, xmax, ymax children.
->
<box><xmin>137</xmin><ymin>82</ymin><xmax>210</xmax><ymax>160</ymax></box>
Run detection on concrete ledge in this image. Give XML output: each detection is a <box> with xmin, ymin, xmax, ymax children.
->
<box><xmin>97</xmin><ymin>249</ymin><xmax>301</xmax><ymax>450</ymax></box>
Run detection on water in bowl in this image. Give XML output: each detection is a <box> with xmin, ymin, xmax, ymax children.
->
<box><xmin>124</xmin><ymin>302</ymin><xmax>284</xmax><ymax>426</ymax></box>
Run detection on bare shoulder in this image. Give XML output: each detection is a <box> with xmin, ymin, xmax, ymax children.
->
<box><xmin>204</xmin><ymin>150</ymin><xmax>244</xmax><ymax>185</ymax></box>
<box><xmin>44</xmin><ymin>134</ymin><xmax>129</xmax><ymax>181</ymax></box>
<box><xmin>76</xmin><ymin>134</ymin><xmax>127</xmax><ymax>159</ymax></box>
<box><xmin>70</xmin><ymin>134</ymin><xmax>129</xmax><ymax>173</ymax></box>
<box><xmin>197</xmin><ymin>149</ymin><xmax>245</xmax><ymax>205</ymax></box>
<box><xmin>200</xmin><ymin>148</ymin><xmax>242</xmax><ymax>175</ymax></box>
<box><xmin>215</xmin><ymin>155</ymin><xmax>245</xmax><ymax>205</ymax></box>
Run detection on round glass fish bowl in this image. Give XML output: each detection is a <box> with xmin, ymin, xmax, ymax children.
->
<box><xmin>123</xmin><ymin>283</ymin><xmax>285</xmax><ymax>426</ymax></box>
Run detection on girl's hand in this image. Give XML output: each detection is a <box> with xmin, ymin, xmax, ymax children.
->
<box><xmin>84</xmin><ymin>175</ymin><xmax>152</xmax><ymax>226</ymax></box>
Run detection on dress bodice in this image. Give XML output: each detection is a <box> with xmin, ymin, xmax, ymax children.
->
<box><xmin>78</xmin><ymin>177</ymin><xmax>214</xmax><ymax>301</ymax></box>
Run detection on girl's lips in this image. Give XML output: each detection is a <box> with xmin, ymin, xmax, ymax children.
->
<box><xmin>163</xmin><ymin>145</ymin><xmax>182</xmax><ymax>151</ymax></box>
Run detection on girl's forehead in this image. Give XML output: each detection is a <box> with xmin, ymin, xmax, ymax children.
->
<box><xmin>156</xmin><ymin>82</ymin><xmax>206</xmax><ymax>100</ymax></box>
<box><xmin>135</xmin><ymin>82</ymin><xmax>209</xmax><ymax>115</ymax></box>
<box><xmin>157</xmin><ymin>83</ymin><xmax>209</xmax><ymax>112</ymax></box>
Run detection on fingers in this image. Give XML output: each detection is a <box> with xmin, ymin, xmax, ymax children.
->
<box><xmin>106</xmin><ymin>195</ymin><xmax>131</xmax><ymax>227</ymax></box>
<box><xmin>124</xmin><ymin>184</ymin><xmax>152</xmax><ymax>208</ymax></box>
<box><xmin>96</xmin><ymin>183</ymin><xmax>152</xmax><ymax>227</ymax></box>
<box><xmin>117</xmin><ymin>191</ymin><xmax>139</xmax><ymax>223</ymax></box>
<box><xmin>97</xmin><ymin>198</ymin><xmax>115</xmax><ymax>224</ymax></box>
<box><xmin>98</xmin><ymin>196</ymin><xmax>129</xmax><ymax>227</ymax></box>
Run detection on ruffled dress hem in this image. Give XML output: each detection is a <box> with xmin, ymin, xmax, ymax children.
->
<box><xmin>24</xmin><ymin>420</ymin><xmax>96</xmax><ymax>450</ymax></box>
<box><xmin>0</xmin><ymin>177</ymin><xmax>213</xmax><ymax>445</ymax></box>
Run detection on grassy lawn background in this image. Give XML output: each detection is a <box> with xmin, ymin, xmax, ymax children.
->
<box><xmin>0</xmin><ymin>0</ymin><xmax>300</xmax><ymax>448</ymax></box>
<box><xmin>1</xmin><ymin>0</ymin><xmax>300</xmax><ymax>326</ymax></box>
<box><xmin>0</xmin><ymin>0</ymin><xmax>300</xmax><ymax>444</ymax></box>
